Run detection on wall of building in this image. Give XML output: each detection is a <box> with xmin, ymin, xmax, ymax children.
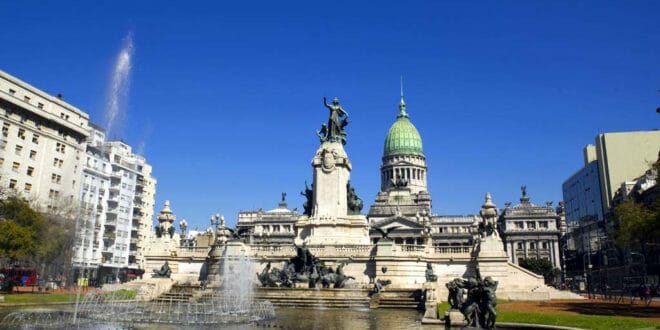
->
<box><xmin>0</xmin><ymin>71</ymin><xmax>89</xmax><ymax>210</ymax></box>
<box><xmin>562</xmin><ymin>159</ymin><xmax>604</xmax><ymax>223</ymax></box>
<box><xmin>596</xmin><ymin>131</ymin><xmax>660</xmax><ymax>211</ymax></box>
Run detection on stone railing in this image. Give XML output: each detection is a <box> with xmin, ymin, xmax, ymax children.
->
<box><xmin>250</xmin><ymin>244</ymin><xmax>373</xmax><ymax>258</ymax></box>
<box><xmin>434</xmin><ymin>246</ymin><xmax>472</xmax><ymax>255</ymax></box>
<box><xmin>251</xmin><ymin>244</ymin><xmax>297</xmax><ymax>258</ymax></box>
<box><xmin>249</xmin><ymin>243</ymin><xmax>474</xmax><ymax>259</ymax></box>
<box><xmin>175</xmin><ymin>247</ymin><xmax>211</xmax><ymax>258</ymax></box>
<box><xmin>310</xmin><ymin>245</ymin><xmax>372</xmax><ymax>258</ymax></box>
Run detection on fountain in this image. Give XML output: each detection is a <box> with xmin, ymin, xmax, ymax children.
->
<box><xmin>1</xmin><ymin>215</ymin><xmax>275</xmax><ymax>328</ymax></box>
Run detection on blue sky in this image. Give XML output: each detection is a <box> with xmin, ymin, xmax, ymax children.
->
<box><xmin>1</xmin><ymin>1</ymin><xmax>658</xmax><ymax>230</ymax></box>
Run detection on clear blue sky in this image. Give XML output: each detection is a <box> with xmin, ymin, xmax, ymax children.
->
<box><xmin>1</xmin><ymin>1</ymin><xmax>659</xmax><ymax>230</ymax></box>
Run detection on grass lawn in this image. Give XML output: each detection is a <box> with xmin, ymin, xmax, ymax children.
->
<box><xmin>2</xmin><ymin>293</ymin><xmax>77</xmax><ymax>304</ymax></box>
<box><xmin>1</xmin><ymin>289</ymin><xmax>135</xmax><ymax>304</ymax></box>
<box><xmin>498</xmin><ymin>309</ymin><xmax>658</xmax><ymax>330</ymax></box>
<box><xmin>438</xmin><ymin>300</ymin><xmax>660</xmax><ymax>330</ymax></box>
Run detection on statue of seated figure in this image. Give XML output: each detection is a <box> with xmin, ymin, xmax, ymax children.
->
<box><xmin>153</xmin><ymin>261</ymin><xmax>172</xmax><ymax>278</ymax></box>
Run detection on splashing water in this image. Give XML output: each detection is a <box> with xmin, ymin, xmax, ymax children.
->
<box><xmin>105</xmin><ymin>32</ymin><xmax>134</xmax><ymax>137</ymax></box>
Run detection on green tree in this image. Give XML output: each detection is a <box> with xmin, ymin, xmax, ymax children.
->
<box><xmin>0</xmin><ymin>195</ymin><xmax>77</xmax><ymax>282</ymax></box>
<box><xmin>613</xmin><ymin>200</ymin><xmax>656</xmax><ymax>250</ymax></box>
<box><xmin>0</xmin><ymin>220</ymin><xmax>36</xmax><ymax>263</ymax></box>
<box><xmin>519</xmin><ymin>257</ymin><xmax>561</xmax><ymax>284</ymax></box>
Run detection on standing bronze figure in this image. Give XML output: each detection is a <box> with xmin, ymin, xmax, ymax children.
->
<box><xmin>319</xmin><ymin>97</ymin><xmax>349</xmax><ymax>145</ymax></box>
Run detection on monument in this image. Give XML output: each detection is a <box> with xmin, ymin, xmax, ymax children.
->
<box><xmin>296</xmin><ymin>97</ymin><xmax>370</xmax><ymax>245</ymax></box>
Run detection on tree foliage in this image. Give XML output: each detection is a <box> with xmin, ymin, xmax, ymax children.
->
<box><xmin>613</xmin><ymin>199</ymin><xmax>658</xmax><ymax>250</ymax></box>
<box><xmin>519</xmin><ymin>257</ymin><xmax>561</xmax><ymax>284</ymax></box>
<box><xmin>0</xmin><ymin>195</ymin><xmax>77</xmax><ymax>282</ymax></box>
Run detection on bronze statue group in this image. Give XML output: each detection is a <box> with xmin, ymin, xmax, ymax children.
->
<box><xmin>446</xmin><ymin>270</ymin><xmax>498</xmax><ymax>329</ymax></box>
<box><xmin>257</xmin><ymin>245</ymin><xmax>354</xmax><ymax>289</ymax></box>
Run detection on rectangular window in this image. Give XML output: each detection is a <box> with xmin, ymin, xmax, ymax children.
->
<box><xmin>48</xmin><ymin>189</ymin><xmax>60</xmax><ymax>198</ymax></box>
<box><xmin>55</xmin><ymin>143</ymin><xmax>65</xmax><ymax>153</ymax></box>
<box><xmin>0</xmin><ymin>157</ymin><xmax>3</xmax><ymax>165</ymax></box>
<box><xmin>32</xmin><ymin>134</ymin><xmax>39</xmax><ymax>144</ymax></box>
<box><xmin>2</xmin><ymin>123</ymin><xmax>9</xmax><ymax>137</ymax></box>
<box><xmin>51</xmin><ymin>174</ymin><xmax>62</xmax><ymax>184</ymax></box>
<box><xmin>515</xmin><ymin>222</ymin><xmax>524</xmax><ymax>229</ymax></box>
<box><xmin>529</xmin><ymin>242</ymin><xmax>536</xmax><ymax>249</ymax></box>
<box><xmin>527</xmin><ymin>221</ymin><xmax>536</xmax><ymax>229</ymax></box>
<box><xmin>37</xmin><ymin>103</ymin><xmax>44</xmax><ymax>109</ymax></box>
<box><xmin>24</xmin><ymin>96</ymin><xmax>30</xmax><ymax>102</ymax></box>
<box><xmin>542</xmin><ymin>242</ymin><xmax>548</xmax><ymax>249</ymax></box>
<box><xmin>9</xmin><ymin>179</ymin><xmax>17</xmax><ymax>189</ymax></box>
<box><xmin>15</xmin><ymin>145</ymin><xmax>22</xmax><ymax>156</ymax></box>
<box><xmin>517</xmin><ymin>242</ymin><xmax>523</xmax><ymax>249</ymax></box>
<box><xmin>53</xmin><ymin>158</ymin><xmax>63</xmax><ymax>168</ymax></box>
<box><xmin>24</xmin><ymin>183</ymin><xmax>32</xmax><ymax>192</ymax></box>
<box><xmin>539</xmin><ymin>221</ymin><xmax>548</xmax><ymax>229</ymax></box>
<box><xmin>8</xmin><ymin>89</ymin><xmax>16</xmax><ymax>95</ymax></box>
<box><xmin>12</xmin><ymin>162</ymin><xmax>19</xmax><ymax>172</ymax></box>
<box><xmin>26</xmin><ymin>166</ymin><xmax>34</xmax><ymax>176</ymax></box>
<box><xmin>17</xmin><ymin>128</ymin><xmax>25</xmax><ymax>140</ymax></box>
<box><xmin>29</xmin><ymin>150</ymin><xmax>36</xmax><ymax>160</ymax></box>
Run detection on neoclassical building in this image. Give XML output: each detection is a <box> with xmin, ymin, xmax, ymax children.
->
<box><xmin>236</xmin><ymin>194</ymin><xmax>299</xmax><ymax>245</ymax></box>
<box><xmin>367</xmin><ymin>94</ymin><xmax>477</xmax><ymax>247</ymax></box>
<box><xmin>498</xmin><ymin>188</ymin><xmax>562</xmax><ymax>270</ymax></box>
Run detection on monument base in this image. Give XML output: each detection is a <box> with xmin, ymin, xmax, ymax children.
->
<box><xmin>297</xmin><ymin>214</ymin><xmax>370</xmax><ymax>245</ymax></box>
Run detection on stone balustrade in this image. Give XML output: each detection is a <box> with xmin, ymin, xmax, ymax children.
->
<box><xmin>175</xmin><ymin>247</ymin><xmax>211</xmax><ymax>258</ymax></box>
<box><xmin>177</xmin><ymin>243</ymin><xmax>472</xmax><ymax>260</ymax></box>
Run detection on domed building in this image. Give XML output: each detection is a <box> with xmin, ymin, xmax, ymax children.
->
<box><xmin>368</xmin><ymin>94</ymin><xmax>433</xmax><ymax>222</ymax></box>
<box><xmin>368</xmin><ymin>94</ymin><xmax>478</xmax><ymax>248</ymax></box>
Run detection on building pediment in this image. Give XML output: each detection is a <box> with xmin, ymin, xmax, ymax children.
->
<box><xmin>371</xmin><ymin>216</ymin><xmax>424</xmax><ymax>230</ymax></box>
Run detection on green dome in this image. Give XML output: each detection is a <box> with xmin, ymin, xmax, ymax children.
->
<box><xmin>383</xmin><ymin>97</ymin><xmax>424</xmax><ymax>157</ymax></box>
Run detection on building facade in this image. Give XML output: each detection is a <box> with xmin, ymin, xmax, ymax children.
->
<box><xmin>0</xmin><ymin>70</ymin><xmax>157</xmax><ymax>283</ymax></box>
<box><xmin>499</xmin><ymin>188</ymin><xmax>562</xmax><ymax>269</ymax></box>
<box><xmin>595</xmin><ymin>131</ymin><xmax>660</xmax><ymax>212</ymax></box>
<box><xmin>74</xmin><ymin>125</ymin><xmax>112</xmax><ymax>280</ymax></box>
<box><xmin>365</xmin><ymin>94</ymin><xmax>476</xmax><ymax>248</ymax></box>
<box><xmin>236</xmin><ymin>194</ymin><xmax>299</xmax><ymax>245</ymax></box>
<box><xmin>0</xmin><ymin>70</ymin><xmax>89</xmax><ymax>210</ymax></box>
<box><xmin>563</xmin><ymin>131</ymin><xmax>660</xmax><ymax>224</ymax></box>
<box><xmin>562</xmin><ymin>145</ymin><xmax>604</xmax><ymax>224</ymax></box>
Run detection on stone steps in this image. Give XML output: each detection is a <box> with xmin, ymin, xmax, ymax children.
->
<box><xmin>371</xmin><ymin>289</ymin><xmax>423</xmax><ymax>309</ymax></box>
<box><xmin>153</xmin><ymin>292</ymin><xmax>194</xmax><ymax>303</ymax></box>
<box><xmin>255</xmin><ymin>288</ymin><xmax>371</xmax><ymax>309</ymax></box>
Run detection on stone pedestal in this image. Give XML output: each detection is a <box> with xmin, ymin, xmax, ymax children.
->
<box><xmin>297</xmin><ymin>141</ymin><xmax>369</xmax><ymax>245</ymax></box>
<box><xmin>297</xmin><ymin>215</ymin><xmax>370</xmax><ymax>245</ymax></box>
<box><xmin>476</xmin><ymin>235</ymin><xmax>509</xmax><ymax>284</ymax></box>
<box><xmin>207</xmin><ymin>241</ymin><xmax>251</xmax><ymax>288</ymax></box>
<box><xmin>446</xmin><ymin>309</ymin><xmax>467</xmax><ymax>327</ymax></box>
<box><xmin>422</xmin><ymin>282</ymin><xmax>439</xmax><ymax>320</ymax></box>
<box><xmin>313</xmin><ymin>141</ymin><xmax>350</xmax><ymax>218</ymax></box>
<box><xmin>373</xmin><ymin>240</ymin><xmax>427</xmax><ymax>287</ymax></box>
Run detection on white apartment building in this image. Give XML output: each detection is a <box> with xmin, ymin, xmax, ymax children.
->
<box><xmin>134</xmin><ymin>162</ymin><xmax>156</xmax><ymax>269</ymax></box>
<box><xmin>0</xmin><ymin>70</ymin><xmax>157</xmax><ymax>283</ymax></box>
<box><xmin>0</xmin><ymin>70</ymin><xmax>89</xmax><ymax>210</ymax></box>
<box><xmin>74</xmin><ymin>125</ymin><xmax>111</xmax><ymax>280</ymax></box>
<box><xmin>74</xmin><ymin>125</ymin><xmax>157</xmax><ymax>283</ymax></box>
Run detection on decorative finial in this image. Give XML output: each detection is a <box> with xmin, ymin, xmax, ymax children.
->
<box><xmin>398</xmin><ymin>76</ymin><xmax>408</xmax><ymax>118</ymax></box>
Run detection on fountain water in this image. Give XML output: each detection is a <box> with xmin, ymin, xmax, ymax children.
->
<box><xmin>104</xmin><ymin>32</ymin><xmax>134</xmax><ymax>138</ymax></box>
<box><xmin>2</xmin><ymin>253</ymin><xmax>274</xmax><ymax>328</ymax></box>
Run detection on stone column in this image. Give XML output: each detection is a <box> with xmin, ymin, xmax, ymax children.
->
<box><xmin>510</xmin><ymin>241</ymin><xmax>516</xmax><ymax>263</ymax></box>
<box><xmin>553</xmin><ymin>240</ymin><xmax>561</xmax><ymax>269</ymax></box>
